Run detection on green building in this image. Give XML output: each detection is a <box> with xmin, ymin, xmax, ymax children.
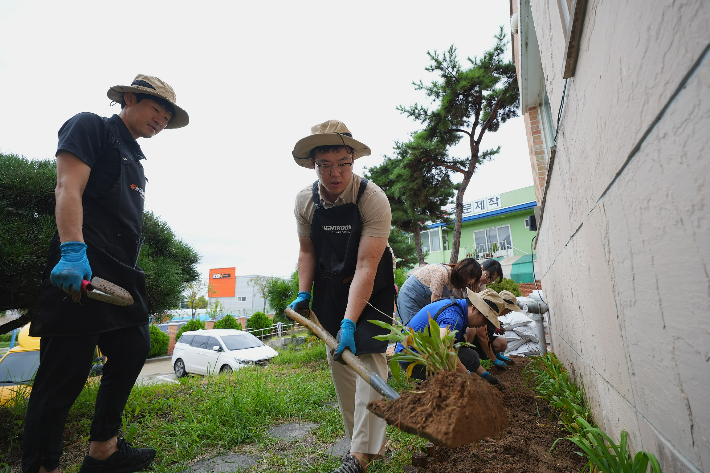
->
<box><xmin>421</xmin><ymin>186</ymin><xmax>538</xmax><ymax>283</ymax></box>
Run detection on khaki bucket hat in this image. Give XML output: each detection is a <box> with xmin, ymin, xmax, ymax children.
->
<box><xmin>499</xmin><ymin>290</ymin><xmax>522</xmax><ymax>312</ymax></box>
<box><xmin>465</xmin><ymin>288</ymin><xmax>505</xmax><ymax>328</ymax></box>
<box><xmin>292</xmin><ymin>120</ymin><xmax>371</xmax><ymax>168</ymax></box>
<box><xmin>107</xmin><ymin>74</ymin><xmax>189</xmax><ymax>129</ymax></box>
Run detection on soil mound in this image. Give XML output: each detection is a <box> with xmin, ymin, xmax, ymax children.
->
<box><xmin>412</xmin><ymin>357</ymin><xmax>587</xmax><ymax>472</ymax></box>
<box><xmin>367</xmin><ymin>370</ymin><xmax>507</xmax><ymax>448</ymax></box>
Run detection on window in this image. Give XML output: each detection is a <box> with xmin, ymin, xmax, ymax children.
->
<box><xmin>420</xmin><ymin>228</ymin><xmax>442</xmax><ymax>253</ymax></box>
<box><xmin>237</xmin><ymin>296</ymin><xmax>247</xmax><ymax>302</ymax></box>
<box><xmin>473</xmin><ymin>225</ymin><xmax>513</xmax><ymax>255</ymax></box>
<box><xmin>191</xmin><ymin>335</ymin><xmax>209</xmax><ymax>349</ymax></box>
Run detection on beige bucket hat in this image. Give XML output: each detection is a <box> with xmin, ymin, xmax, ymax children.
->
<box><xmin>499</xmin><ymin>290</ymin><xmax>522</xmax><ymax>312</ymax></box>
<box><xmin>107</xmin><ymin>74</ymin><xmax>189</xmax><ymax>129</ymax></box>
<box><xmin>465</xmin><ymin>288</ymin><xmax>505</xmax><ymax>328</ymax></box>
<box><xmin>292</xmin><ymin>120</ymin><xmax>371</xmax><ymax>168</ymax></box>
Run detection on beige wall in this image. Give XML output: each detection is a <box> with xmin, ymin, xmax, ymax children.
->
<box><xmin>523</xmin><ymin>0</ymin><xmax>710</xmax><ymax>471</ymax></box>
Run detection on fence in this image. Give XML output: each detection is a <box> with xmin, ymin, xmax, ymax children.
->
<box><xmin>246</xmin><ymin>322</ymin><xmax>298</xmax><ymax>340</ymax></box>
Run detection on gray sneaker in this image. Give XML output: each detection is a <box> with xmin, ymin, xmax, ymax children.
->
<box><xmin>78</xmin><ymin>437</ymin><xmax>156</xmax><ymax>473</ymax></box>
<box><xmin>330</xmin><ymin>454</ymin><xmax>365</xmax><ymax>473</ymax></box>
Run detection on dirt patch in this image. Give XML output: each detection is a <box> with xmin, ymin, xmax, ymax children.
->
<box><xmin>368</xmin><ymin>370</ymin><xmax>507</xmax><ymax>448</ymax></box>
<box><xmin>407</xmin><ymin>356</ymin><xmax>586</xmax><ymax>472</ymax></box>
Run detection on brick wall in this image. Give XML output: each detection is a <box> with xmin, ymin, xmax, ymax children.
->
<box><xmin>518</xmin><ymin>281</ymin><xmax>543</xmax><ymax>297</ymax></box>
<box><xmin>524</xmin><ymin>106</ymin><xmax>548</xmax><ymax>205</ymax></box>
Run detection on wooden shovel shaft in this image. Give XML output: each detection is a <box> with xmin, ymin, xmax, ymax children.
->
<box><xmin>285</xmin><ymin>308</ymin><xmax>399</xmax><ymax>401</ymax></box>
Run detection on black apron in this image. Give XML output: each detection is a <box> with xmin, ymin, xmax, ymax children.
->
<box><xmin>310</xmin><ymin>179</ymin><xmax>395</xmax><ymax>354</ymax></box>
<box><xmin>31</xmin><ymin>117</ymin><xmax>149</xmax><ymax>337</ymax></box>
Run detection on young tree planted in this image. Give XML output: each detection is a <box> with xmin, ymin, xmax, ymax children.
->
<box><xmin>398</xmin><ymin>28</ymin><xmax>520</xmax><ymax>263</ymax></box>
<box><xmin>248</xmin><ymin>275</ymin><xmax>272</xmax><ymax>313</ymax></box>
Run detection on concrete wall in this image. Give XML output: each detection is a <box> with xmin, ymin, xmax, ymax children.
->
<box><xmin>529</xmin><ymin>0</ymin><xmax>710</xmax><ymax>471</ymax></box>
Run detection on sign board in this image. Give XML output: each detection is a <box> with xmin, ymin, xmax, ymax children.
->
<box><xmin>446</xmin><ymin>194</ymin><xmax>502</xmax><ymax>218</ymax></box>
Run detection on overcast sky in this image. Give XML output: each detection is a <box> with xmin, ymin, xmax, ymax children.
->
<box><xmin>0</xmin><ymin>0</ymin><xmax>532</xmax><ymax>280</ymax></box>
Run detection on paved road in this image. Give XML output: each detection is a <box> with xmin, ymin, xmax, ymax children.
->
<box><xmin>136</xmin><ymin>357</ymin><xmax>177</xmax><ymax>385</ymax></box>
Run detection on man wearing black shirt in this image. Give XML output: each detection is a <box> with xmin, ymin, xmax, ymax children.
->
<box><xmin>22</xmin><ymin>75</ymin><xmax>189</xmax><ymax>473</ymax></box>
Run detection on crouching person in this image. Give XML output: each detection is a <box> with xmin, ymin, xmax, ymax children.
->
<box><xmin>467</xmin><ymin>289</ymin><xmax>521</xmax><ymax>371</ymax></box>
<box><xmin>395</xmin><ymin>288</ymin><xmax>506</xmax><ymax>386</ymax></box>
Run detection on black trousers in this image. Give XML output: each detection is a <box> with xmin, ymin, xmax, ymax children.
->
<box><xmin>22</xmin><ymin>324</ymin><xmax>150</xmax><ymax>473</ymax></box>
<box><xmin>405</xmin><ymin>346</ymin><xmax>481</xmax><ymax>381</ymax></box>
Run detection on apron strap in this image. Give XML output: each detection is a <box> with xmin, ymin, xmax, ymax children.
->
<box><xmin>428</xmin><ymin>296</ymin><xmax>467</xmax><ymax>339</ymax></box>
<box><xmin>313</xmin><ymin>178</ymin><xmax>369</xmax><ymax>209</ymax></box>
<box><xmin>312</xmin><ymin>180</ymin><xmax>321</xmax><ymax>210</ymax></box>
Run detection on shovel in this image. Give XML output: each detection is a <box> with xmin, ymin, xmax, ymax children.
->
<box><xmin>285</xmin><ymin>307</ymin><xmax>509</xmax><ymax>448</ymax></box>
<box><xmin>285</xmin><ymin>307</ymin><xmax>399</xmax><ymax>400</ymax></box>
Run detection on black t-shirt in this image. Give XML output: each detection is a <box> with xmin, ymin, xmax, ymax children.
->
<box><xmin>56</xmin><ymin>113</ymin><xmax>145</xmax><ymax>199</ymax></box>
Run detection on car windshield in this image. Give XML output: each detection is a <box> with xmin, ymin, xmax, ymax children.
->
<box><xmin>0</xmin><ymin>351</ymin><xmax>40</xmax><ymax>385</ymax></box>
<box><xmin>221</xmin><ymin>333</ymin><xmax>264</xmax><ymax>351</ymax></box>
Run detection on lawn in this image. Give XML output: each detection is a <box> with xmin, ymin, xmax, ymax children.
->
<box><xmin>0</xmin><ymin>337</ymin><xmax>426</xmax><ymax>472</ymax></box>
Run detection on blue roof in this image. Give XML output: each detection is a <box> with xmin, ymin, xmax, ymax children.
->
<box><xmin>428</xmin><ymin>201</ymin><xmax>537</xmax><ymax>229</ymax></box>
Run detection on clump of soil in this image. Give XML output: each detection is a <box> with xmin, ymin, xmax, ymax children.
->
<box><xmin>367</xmin><ymin>370</ymin><xmax>507</xmax><ymax>448</ymax></box>
<box><xmin>411</xmin><ymin>356</ymin><xmax>587</xmax><ymax>472</ymax></box>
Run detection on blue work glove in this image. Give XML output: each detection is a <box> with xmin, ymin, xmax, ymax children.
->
<box><xmin>481</xmin><ymin>371</ymin><xmax>501</xmax><ymax>385</ymax></box>
<box><xmin>288</xmin><ymin>291</ymin><xmax>311</xmax><ymax>312</ymax></box>
<box><xmin>50</xmin><ymin>241</ymin><xmax>92</xmax><ymax>294</ymax></box>
<box><xmin>496</xmin><ymin>352</ymin><xmax>514</xmax><ymax>364</ymax></box>
<box><xmin>334</xmin><ymin>319</ymin><xmax>356</xmax><ymax>363</ymax></box>
<box><xmin>493</xmin><ymin>359</ymin><xmax>509</xmax><ymax>371</ymax></box>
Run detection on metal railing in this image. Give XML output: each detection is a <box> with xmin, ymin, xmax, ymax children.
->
<box><xmin>246</xmin><ymin>322</ymin><xmax>298</xmax><ymax>340</ymax></box>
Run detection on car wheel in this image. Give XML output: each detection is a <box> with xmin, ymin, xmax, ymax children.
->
<box><xmin>219</xmin><ymin>364</ymin><xmax>232</xmax><ymax>374</ymax></box>
<box><xmin>174</xmin><ymin>358</ymin><xmax>187</xmax><ymax>378</ymax></box>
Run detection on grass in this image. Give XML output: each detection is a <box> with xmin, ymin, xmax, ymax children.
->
<box><xmin>525</xmin><ymin>353</ymin><xmax>662</xmax><ymax>473</ymax></box>
<box><xmin>0</xmin><ymin>338</ymin><xmax>426</xmax><ymax>472</ymax></box>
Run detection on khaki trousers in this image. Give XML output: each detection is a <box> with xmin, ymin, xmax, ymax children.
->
<box><xmin>327</xmin><ymin>350</ymin><xmax>388</xmax><ymax>455</ymax></box>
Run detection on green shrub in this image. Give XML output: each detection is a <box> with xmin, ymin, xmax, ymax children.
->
<box><xmin>214</xmin><ymin>314</ymin><xmax>241</xmax><ymax>330</ymax></box>
<box><xmin>176</xmin><ymin>319</ymin><xmax>205</xmax><ymax>341</ymax></box>
<box><xmin>488</xmin><ymin>277</ymin><xmax>521</xmax><ymax>297</ymax></box>
<box><xmin>148</xmin><ymin>325</ymin><xmax>169</xmax><ymax>358</ymax></box>
<box><xmin>0</xmin><ymin>333</ymin><xmax>11</xmax><ymax>342</ymax></box>
<box><xmin>394</xmin><ymin>267</ymin><xmax>408</xmax><ymax>290</ymax></box>
<box><xmin>246</xmin><ymin>311</ymin><xmax>272</xmax><ymax>332</ymax></box>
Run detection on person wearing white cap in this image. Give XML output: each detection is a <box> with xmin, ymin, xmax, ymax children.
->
<box><xmin>395</xmin><ymin>288</ymin><xmax>507</xmax><ymax>386</ymax></box>
<box><xmin>288</xmin><ymin>120</ymin><xmax>395</xmax><ymax>473</ymax></box>
<box><xmin>23</xmin><ymin>75</ymin><xmax>188</xmax><ymax>473</ymax></box>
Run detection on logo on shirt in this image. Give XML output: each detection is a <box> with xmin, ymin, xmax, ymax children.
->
<box><xmin>322</xmin><ymin>224</ymin><xmax>352</xmax><ymax>234</ymax></box>
<box><xmin>129</xmin><ymin>184</ymin><xmax>145</xmax><ymax>200</ymax></box>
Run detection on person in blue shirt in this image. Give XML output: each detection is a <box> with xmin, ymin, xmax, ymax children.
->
<box><xmin>395</xmin><ymin>288</ymin><xmax>506</xmax><ymax>385</ymax></box>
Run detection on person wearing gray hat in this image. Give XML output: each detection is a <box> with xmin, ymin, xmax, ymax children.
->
<box><xmin>289</xmin><ymin>120</ymin><xmax>395</xmax><ymax>473</ymax></box>
<box><xmin>22</xmin><ymin>74</ymin><xmax>188</xmax><ymax>473</ymax></box>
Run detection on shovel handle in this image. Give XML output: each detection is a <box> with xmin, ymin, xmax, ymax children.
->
<box><xmin>81</xmin><ymin>279</ymin><xmax>91</xmax><ymax>292</ymax></box>
<box><xmin>285</xmin><ymin>308</ymin><xmax>399</xmax><ymax>401</ymax></box>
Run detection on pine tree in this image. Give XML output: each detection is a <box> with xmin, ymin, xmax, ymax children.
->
<box><xmin>398</xmin><ymin>28</ymin><xmax>520</xmax><ymax>263</ymax></box>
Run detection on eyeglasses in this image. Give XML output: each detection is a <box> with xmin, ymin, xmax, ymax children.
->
<box><xmin>315</xmin><ymin>161</ymin><xmax>353</xmax><ymax>175</ymax></box>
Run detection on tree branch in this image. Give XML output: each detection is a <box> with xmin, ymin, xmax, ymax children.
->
<box><xmin>476</xmin><ymin>84</ymin><xmax>509</xmax><ymax>144</ymax></box>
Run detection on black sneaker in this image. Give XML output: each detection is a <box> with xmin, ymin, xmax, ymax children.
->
<box><xmin>330</xmin><ymin>454</ymin><xmax>365</xmax><ymax>473</ymax></box>
<box><xmin>78</xmin><ymin>437</ymin><xmax>156</xmax><ymax>473</ymax></box>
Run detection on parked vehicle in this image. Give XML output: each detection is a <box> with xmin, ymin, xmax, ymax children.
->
<box><xmin>0</xmin><ymin>325</ymin><xmax>105</xmax><ymax>404</ymax></box>
<box><xmin>172</xmin><ymin>329</ymin><xmax>278</xmax><ymax>377</ymax></box>
<box><xmin>0</xmin><ymin>324</ymin><xmax>40</xmax><ymax>404</ymax></box>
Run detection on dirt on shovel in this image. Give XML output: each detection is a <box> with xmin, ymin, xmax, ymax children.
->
<box><xmin>367</xmin><ymin>370</ymin><xmax>507</xmax><ymax>448</ymax></box>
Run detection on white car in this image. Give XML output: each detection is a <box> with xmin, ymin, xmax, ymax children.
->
<box><xmin>172</xmin><ymin>329</ymin><xmax>278</xmax><ymax>377</ymax></box>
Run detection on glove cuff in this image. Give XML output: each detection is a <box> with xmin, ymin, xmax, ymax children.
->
<box><xmin>297</xmin><ymin>291</ymin><xmax>311</xmax><ymax>299</ymax></box>
<box><xmin>341</xmin><ymin>319</ymin><xmax>356</xmax><ymax>330</ymax></box>
<box><xmin>59</xmin><ymin>241</ymin><xmax>88</xmax><ymax>259</ymax></box>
